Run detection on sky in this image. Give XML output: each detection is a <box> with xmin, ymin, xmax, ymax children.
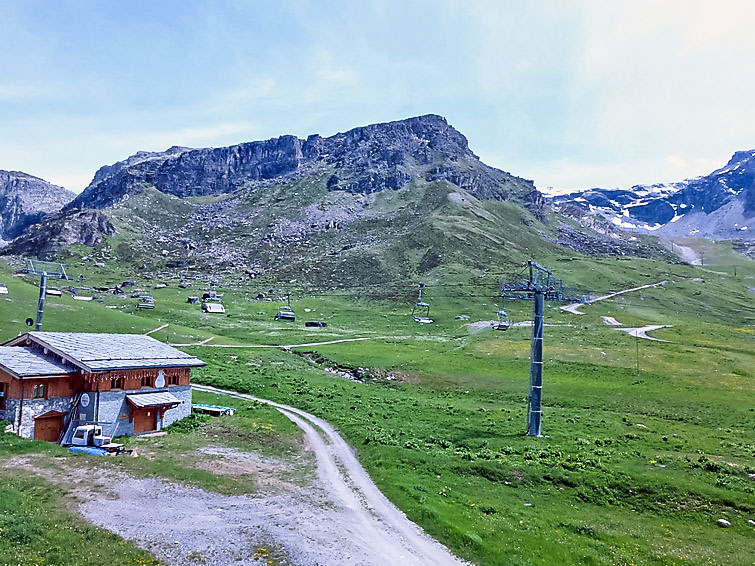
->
<box><xmin>1</xmin><ymin>0</ymin><xmax>754</xmax><ymax>194</ymax></box>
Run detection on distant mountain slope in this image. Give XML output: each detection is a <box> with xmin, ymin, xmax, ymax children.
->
<box><xmin>5</xmin><ymin>115</ymin><xmax>673</xmax><ymax>277</ymax></box>
<box><xmin>0</xmin><ymin>171</ymin><xmax>75</xmax><ymax>246</ymax></box>
<box><xmin>67</xmin><ymin>114</ymin><xmax>536</xmax><ymax>211</ymax></box>
<box><xmin>551</xmin><ymin>150</ymin><xmax>755</xmax><ymax>241</ymax></box>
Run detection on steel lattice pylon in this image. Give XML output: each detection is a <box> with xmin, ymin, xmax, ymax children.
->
<box><xmin>501</xmin><ymin>261</ymin><xmax>578</xmax><ymax>436</ymax></box>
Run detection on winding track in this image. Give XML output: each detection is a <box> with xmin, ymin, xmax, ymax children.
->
<box><xmin>616</xmin><ymin>324</ymin><xmax>672</xmax><ymax>342</ymax></box>
<box><xmin>192</xmin><ymin>384</ymin><xmax>468</xmax><ymax>566</ymax></box>
<box><xmin>561</xmin><ymin>280</ymin><xmax>668</xmax><ymax>315</ymax></box>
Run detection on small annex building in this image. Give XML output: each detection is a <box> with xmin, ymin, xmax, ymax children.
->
<box><xmin>0</xmin><ymin>332</ymin><xmax>205</xmax><ymax>443</ymax></box>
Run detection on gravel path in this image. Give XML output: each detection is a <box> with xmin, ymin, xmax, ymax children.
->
<box><xmin>616</xmin><ymin>324</ymin><xmax>672</xmax><ymax>342</ymax></box>
<box><xmin>192</xmin><ymin>384</ymin><xmax>469</xmax><ymax>566</ymax></box>
<box><xmin>561</xmin><ymin>280</ymin><xmax>668</xmax><ymax>315</ymax></box>
<box><xmin>171</xmin><ymin>337</ymin><xmax>372</xmax><ymax>348</ymax></box>
<box><xmin>467</xmin><ymin>320</ymin><xmax>571</xmax><ymax>334</ymax></box>
<box><xmin>3</xmin><ymin>382</ymin><xmax>469</xmax><ymax>566</ymax></box>
<box><xmin>672</xmin><ymin>244</ymin><xmax>702</xmax><ymax>265</ymax></box>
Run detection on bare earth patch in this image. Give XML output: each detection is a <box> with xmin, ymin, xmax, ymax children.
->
<box><xmin>192</xmin><ymin>445</ymin><xmax>306</xmax><ymax>493</ymax></box>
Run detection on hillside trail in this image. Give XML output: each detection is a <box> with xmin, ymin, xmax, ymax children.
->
<box><xmin>3</xmin><ymin>384</ymin><xmax>468</xmax><ymax>566</ymax></box>
<box><xmin>616</xmin><ymin>325</ymin><xmax>672</xmax><ymax>342</ymax></box>
<box><xmin>561</xmin><ymin>280</ymin><xmax>668</xmax><ymax>315</ymax></box>
<box><xmin>671</xmin><ymin>244</ymin><xmax>702</xmax><ymax>265</ymax></box>
<box><xmin>192</xmin><ymin>384</ymin><xmax>469</xmax><ymax>566</ymax></box>
<box><xmin>561</xmin><ymin>280</ymin><xmax>674</xmax><ymax>341</ymax></box>
<box><xmin>170</xmin><ymin>336</ymin><xmax>373</xmax><ymax>348</ymax></box>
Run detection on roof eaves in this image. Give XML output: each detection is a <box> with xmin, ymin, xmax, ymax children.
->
<box><xmin>87</xmin><ymin>359</ymin><xmax>205</xmax><ymax>371</ymax></box>
<box><xmin>0</xmin><ymin>361</ymin><xmax>21</xmax><ymax>379</ymax></box>
<box><xmin>18</xmin><ymin>333</ymin><xmax>92</xmax><ymax>373</ymax></box>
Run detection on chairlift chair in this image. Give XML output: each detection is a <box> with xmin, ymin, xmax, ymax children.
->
<box><xmin>202</xmin><ymin>297</ymin><xmax>225</xmax><ymax>313</ymax></box>
<box><xmin>137</xmin><ymin>295</ymin><xmax>155</xmax><ymax>309</ymax></box>
<box><xmin>72</xmin><ymin>287</ymin><xmax>94</xmax><ymax>301</ymax></box>
<box><xmin>274</xmin><ymin>295</ymin><xmax>296</xmax><ymax>321</ymax></box>
<box><xmin>412</xmin><ymin>283</ymin><xmax>434</xmax><ymax>324</ymax></box>
<box><xmin>491</xmin><ymin>307</ymin><xmax>511</xmax><ymax>331</ymax></box>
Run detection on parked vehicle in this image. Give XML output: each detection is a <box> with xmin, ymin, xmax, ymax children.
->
<box><xmin>67</xmin><ymin>424</ymin><xmax>133</xmax><ymax>456</ymax></box>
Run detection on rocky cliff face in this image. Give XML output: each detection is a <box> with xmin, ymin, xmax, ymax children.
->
<box><xmin>0</xmin><ymin>171</ymin><xmax>75</xmax><ymax>246</ymax></box>
<box><xmin>67</xmin><ymin>115</ymin><xmax>535</xmax><ymax>211</ymax></box>
<box><xmin>550</xmin><ymin>150</ymin><xmax>755</xmax><ymax>241</ymax></box>
<box><xmin>1</xmin><ymin>209</ymin><xmax>115</xmax><ymax>259</ymax></box>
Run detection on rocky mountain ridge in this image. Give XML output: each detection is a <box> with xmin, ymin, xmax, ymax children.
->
<box><xmin>0</xmin><ymin>170</ymin><xmax>75</xmax><ymax>247</ymax></box>
<box><xmin>67</xmin><ymin>114</ymin><xmax>536</xmax><ymax>211</ymax></box>
<box><xmin>551</xmin><ymin>150</ymin><xmax>755</xmax><ymax>241</ymax></box>
<box><xmin>0</xmin><ymin>115</ymin><xmax>678</xmax><ymax>277</ymax></box>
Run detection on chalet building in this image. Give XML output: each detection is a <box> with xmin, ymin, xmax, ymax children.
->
<box><xmin>0</xmin><ymin>332</ymin><xmax>205</xmax><ymax>442</ymax></box>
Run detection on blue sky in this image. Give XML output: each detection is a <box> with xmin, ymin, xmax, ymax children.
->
<box><xmin>1</xmin><ymin>0</ymin><xmax>753</xmax><ymax>193</ymax></box>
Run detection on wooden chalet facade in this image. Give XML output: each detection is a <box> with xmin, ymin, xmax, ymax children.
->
<box><xmin>0</xmin><ymin>332</ymin><xmax>204</xmax><ymax>442</ymax></box>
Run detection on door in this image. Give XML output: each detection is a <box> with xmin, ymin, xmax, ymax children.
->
<box><xmin>34</xmin><ymin>415</ymin><xmax>65</xmax><ymax>442</ymax></box>
<box><xmin>133</xmin><ymin>408</ymin><xmax>157</xmax><ymax>433</ymax></box>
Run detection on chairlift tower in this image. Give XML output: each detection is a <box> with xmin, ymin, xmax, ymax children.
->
<box><xmin>24</xmin><ymin>259</ymin><xmax>69</xmax><ymax>330</ymax></box>
<box><xmin>501</xmin><ymin>261</ymin><xmax>574</xmax><ymax>437</ymax></box>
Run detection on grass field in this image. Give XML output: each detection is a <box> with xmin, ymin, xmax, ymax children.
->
<box><xmin>0</xmin><ymin>246</ymin><xmax>753</xmax><ymax>565</ymax></box>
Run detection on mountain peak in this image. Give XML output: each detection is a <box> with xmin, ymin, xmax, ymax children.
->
<box><xmin>725</xmin><ymin>149</ymin><xmax>755</xmax><ymax>167</ymax></box>
<box><xmin>0</xmin><ymin>170</ymin><xmax>75</xmax><ymax>246</ymax></box>
<box><xmin>67</xmin><ymin>115</ymin><xmax>530</xmax><ymax>210</ymax></box>
<box><xmin>552</xmin><ymin>149</ymin><xmax>755</xmax><ymax>241</ymax></box>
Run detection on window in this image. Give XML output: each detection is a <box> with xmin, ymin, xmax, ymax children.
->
<box><xmin>0</xmin><ymin>382</ymin><xmax>6</xmax><ymax>410</ymax></box>
<box><xmin>111</xmin><ymin>377</ymin><xmax>124</xmax><ymax>390</ymax></box>
<box><xmin>168</xmin><ymin>374</ymin><xmax>179</xmax><ymax>386</ymax></box>
<box><xmin>140</xmin><ymin>375</ymin><xmax>152</xmax><ymax>388</ymax></box>
<box><xmin>32</xmin><ymin>384</ymin><xmax>45</xmax><ymax>399</ymax></box>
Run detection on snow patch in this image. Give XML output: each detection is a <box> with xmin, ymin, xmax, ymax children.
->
<box><xmin>611</xmin><ymin>216</ymin><xmax>636</xmax><ymax>228</ymax></box>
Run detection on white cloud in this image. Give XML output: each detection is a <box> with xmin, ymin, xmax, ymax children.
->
<box><xmin>139</xmin><ymin>122</ymin><xmax>257</xmax><ymax>148</ymax></box>
<box><xmin>665</xmin><ymin>155</ymin><xmax>688</xmax><ymax>169</ymax></box>
<box><xmin>45</xmin><ymin>173</ymin><xmax>94</xmax><ymax>193</ymax></box>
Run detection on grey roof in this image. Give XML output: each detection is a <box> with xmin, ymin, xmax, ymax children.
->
<box><xmin>126</xmin><ymin>391</ymin><xmax>181</xmax><ymax>408</ymax></box>
<box><xmin>13</xmin><ymin>332</ymin><xmax>205</xmax><ymax>372</ymax></box>
<box><xmin>0</xmin><ymin>346</ymin><xmax>75</xmax><ymax>378</ymax></box>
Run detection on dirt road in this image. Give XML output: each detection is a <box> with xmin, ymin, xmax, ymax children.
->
<box><xmin>562</xmin><ymin>281</ymin><xmax>668</xmax><ymax>315</ymax></box>
<box><xmin>171</xmin><ymin>337</ymin><xmax>373</xmax><ymax>348</ymax></box>
<box><xmin>192</xmin><ymin>384</ymin><xmax>468</xmax><ymax>566</ymax></box>
<box><xmin>3</xmin><ymin>382</ymin><xmax>468</xmax><ymax>566</ymax></box>
<box><xmin>616</xmin><ymin>324</ymin><xmax>672</xmax><ymax>342</ymax></box>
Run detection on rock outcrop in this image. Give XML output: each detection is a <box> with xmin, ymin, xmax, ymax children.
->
<box><xmin>2</xmin><ymin>210</ymin><xmax>115</xmax><ymax>259</ymax></box>
<box><xmin>0</xmin><ymin>171</ymin><xmax>75</xmax><ymax>246</ymax></box>
<box><xmin>67</xmin><ymin>115</ymin><xmax>536</xmax><ymax>210</ymax></box>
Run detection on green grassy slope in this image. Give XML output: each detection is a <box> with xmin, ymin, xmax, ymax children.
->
<box><xmin>1</xmin><ymin>173</ymin><xmax>754</xmax><ymax>566</ymax></box>
<box><xmin>2</xmin><ymin>237</ymin><xmax>753</xmax><ymax>565</ymax></box>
